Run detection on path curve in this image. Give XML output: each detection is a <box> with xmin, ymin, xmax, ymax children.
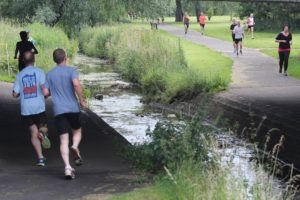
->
<box><xmin>160</xmin><ymin>24</ymin><xmax>300</xmax><ymax>167</ymax></box>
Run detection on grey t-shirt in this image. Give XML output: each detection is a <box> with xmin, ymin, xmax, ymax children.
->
<box><xmin>46</xmin><ymin>66</ymin><xmax>80</xmax><ymax>116</ymax></box>
<box><xmin>233</xmin><ymin>26</ymin><xmax>244</xmax><ymax>39</ymax></box>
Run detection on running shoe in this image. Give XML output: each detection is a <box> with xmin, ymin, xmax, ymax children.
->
<box><xmin>284</xmin><ymin>72</ymin><xmax>288</xmax><ymax>76</ymax></box>
<box><xmin>36</xmin><ymin>158</ymin><xmax>46</xmax><ymax>167</ymax></box>
<box><xmin>240</xmin><ymin>50</ymin><xmax>243</xmax><ymax>55</ymax></box>
<box><xmin>71</xmin><ymin>147</ymin><xmax>83</xmax><ymax>166</ymax></box>
<box><xmin>65</xmin><ymin>167</ymin><xmax>75</xmax><ymax>180</ymax></box>
<box><xmin>39</xmin><ymin>127</ymin><xmax>51</xmax><ymax>149</ymax></box>
<box><xmin>279</xmin><ymin>69</ymin><xmax>282</xmax><ymax>74</ymax></box>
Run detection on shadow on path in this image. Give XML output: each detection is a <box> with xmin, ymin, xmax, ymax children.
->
<box><xmin>0</xmin><ymin>82</ymin><xmax>139</xmax><ymax>200</ymax></box>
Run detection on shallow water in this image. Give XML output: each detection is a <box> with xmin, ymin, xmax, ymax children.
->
<box><xmin>75</xmin><ymin>54</ymin><xmax>283</xmax><ymax>199</ymax></box>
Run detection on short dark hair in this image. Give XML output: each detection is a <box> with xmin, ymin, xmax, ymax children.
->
<box><xmin>20</xmin><ymin>31</ymin><xmax>28</xmax><ymax>41</ymax></box>
<box><xmin>23</xmin><ymin>51</ymin><xmax>35</xmax><ymax>66</ymax></box>
<box><xmin>53</xmin><ymin>48</ymin><xmax>66</xmax><ymax>64</ymax></box>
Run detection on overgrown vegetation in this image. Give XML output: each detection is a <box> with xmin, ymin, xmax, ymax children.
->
<box><xmin>79</xmin><ymin>25</ymin><xmax>232</xmax><ymax>103</ymax></box>
<box><xmin>108</xmin><ymin>111</ymin><xmax>298</xmax><ymax>200</ymax></box>
<box><xmin>0</xmin><ymin>21</ymin><xmax>78</xmax><ymax>82</ymax></box>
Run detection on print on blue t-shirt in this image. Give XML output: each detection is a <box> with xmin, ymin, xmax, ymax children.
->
<box><xmin>13</xmin><ymin>66</ymin><xmax>46</xmax><ymax>116</ymax></box>
<box><xmin>22</xmin><ymin>73</ymin><xmax>38</xmax><ymax>99</ymax></box>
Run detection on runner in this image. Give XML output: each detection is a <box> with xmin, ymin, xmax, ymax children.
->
<box><xmin>230</xmin><ymin>19</ymin><xmax>237</xmax><ymax>53</ymax></box>
<box><xmin>14</xmin><ymin>31</ymin><xmax>38</xmax><ymax>71</ymax></box>
<box><xmin>12</xmin><ymin>51</ymin><xmax>50</xmax><ymax>167</ymax></box>
<box><xmin>199</xmin><ymin>12</ymin><xmax>206</xmax><ymax>35</ymax></box>
<box><xmin>247</xmin><ymin>13</ymin><xmax>255</xmax><ymax>39</ymax></box>
<box><xmin>44</xmin><ymin>48</ymin><xmax>86</xmax><ymax>180</ymax></box>
<box><xmin>183</xmin><ymin>12</ymin><xmax>190</xmax><ymax>35</ymax></box>
<box><xmin>276</xmin><ymin>25</ymin><xmax>292</xmax><ymax>76</ymax></box>
<box><xmin>233</xmin><ymin>21</ymin><xmax>244</xmax><ymax>56</ymax></box>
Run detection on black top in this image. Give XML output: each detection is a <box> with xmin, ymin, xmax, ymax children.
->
<box><xmin>230</xmin><ymin>24</ymin><xmax>236</xmax><ymax>31</ymax></box>
<box><xmin>15</xmin><ymin>41</ymin><xmax>38</xmax><ymax>60</ymax></box>
<box><xmin>230</xmin><ymin>24</ymin><xmax>236</xmax><ymax>36</ymax></box>
<box><xmin>276</xmin><ymin>32</ymin><xmax>292</xmax><ymax>49</ymax></box>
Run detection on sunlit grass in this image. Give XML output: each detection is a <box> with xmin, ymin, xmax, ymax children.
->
<box><xmin>79</xmin><ymin>25</ymin><xmax>232</xmax><ymax>102</ymax></box>
<box><xmin>167</xmin><ymin>16</ymin><xmax>300</xmax><ymax>80</ymax></box>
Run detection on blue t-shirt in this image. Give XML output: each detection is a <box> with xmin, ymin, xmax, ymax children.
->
<box><xmin>13</xmin><ymin>66</ymin><xmax>46</xmax><ymax>116</ymax></box>
<box><xmin>46</xmin><ymin>66</ymin><xmax>80</xmax><ymax>116</ymax></box>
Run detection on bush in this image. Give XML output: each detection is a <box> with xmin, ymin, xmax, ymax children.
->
<box><xmin>122</xmin><ymin>112</ymin><xmax>216</xmax><ymax>173</ymax></box>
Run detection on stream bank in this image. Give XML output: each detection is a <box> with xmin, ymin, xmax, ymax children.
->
<box><xmin>74</xmin><ymin>54</ymin><xmax>291</xmax><ymax>199</ymax></box>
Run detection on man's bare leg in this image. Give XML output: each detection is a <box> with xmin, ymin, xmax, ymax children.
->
<box><xmin>29</xmin><ymin>125</ymin><xmax>43</xmax><ymax>159</ymax></box>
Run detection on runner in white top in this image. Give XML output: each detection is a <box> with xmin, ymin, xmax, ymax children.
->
<box><xmin>247</xmin><ymin>13</ymin><xmax>255</xmax><ymax>39</ymax></box>
<box><xmin>233</xmin><ymin>21</ymin><xmax>244</xmax><ymax>56</ymax></box>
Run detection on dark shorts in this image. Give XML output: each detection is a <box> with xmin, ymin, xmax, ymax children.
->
<box><xmin>184</xmin><ymin>23</ymin><xmax>189</xmax><ymax>28</ymax></box>
<box><xmin>18</xmin><ymin>59</ymin><xmax>25</xmax><ymax>71</ymax></box>
<box><xmin>22</xmin><ymin>112</ymin><xmax>47</xmax><ymax>127</ymax></box>
<box><xmin>200</xmin><ymin>23</ymin><xmax>205</xmax><ymax>28</ymax></box>
<box><xmin>235</xmin><ymin>38</ymin><xmax>243</xmax><ymax>44</ymax></box>
<box><xmin>55</xmin><ymin>113</ymin><xmax>81</xmax><ymax>135</ymax></box>
<box><xmin>232</xmin><ymin>34</ymin><xmax>235</xmax><ymax>41</ymax></box>
<box><xmin>248</xmin><ymin>25</ymin><xmax>254</xmax><ymax>29</ymax></box>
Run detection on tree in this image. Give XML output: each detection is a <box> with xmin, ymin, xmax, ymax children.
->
<box><xmin>176</xmin><ymin>0</ymin><xmax>183</xmax><ymax>22</ymax></box>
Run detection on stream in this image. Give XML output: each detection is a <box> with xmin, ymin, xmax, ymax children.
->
<box><xmin>74</xmin><ymin>54</ymin><xmax>283</xmax><ymax>199</ymax></box>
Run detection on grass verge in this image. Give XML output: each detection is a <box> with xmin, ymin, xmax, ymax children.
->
<box><xmin>171</xmin><ymin>16</ymin><xmax>300</xmax><ymax>79</ymax></box>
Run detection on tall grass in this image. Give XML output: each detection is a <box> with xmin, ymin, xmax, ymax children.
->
<box><xmin>0</xmin><ymin>21</ymin><xmax>78</xmax><ymax>82</ymax></box>
<box><xmin>79</xmin><ymin>25</ymin><xmax>232</xmax><ymax>103</ymax></box>
<box><xmin>108</xmin><ymin>114</ymin><xmax>297</xmax><ymax>200</ymax></box>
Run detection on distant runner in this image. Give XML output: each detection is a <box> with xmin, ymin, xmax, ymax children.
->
<box><xmin>183</xmin><ymin>12</ymin><xmax>190</xmax><ymax>35</ymax></box>
<box><xmin>45</xmin><ymin>48</ymin><xmax>86</xmax><ymax>180</ymax></box>
<box><xmin>12</xmin><ymin>51</ymin><xmax>50</xmax><ymax>167</ymax></box>
<box><xmin>233</xmin><ymin>21</ymin><xmax>244</xmax><ymax>56</ymax></box>
<box><xmin>230</xmin><ymin>19</ymin><xmax>237</xmax><ymax>53</ymax></box>
<box><xmin>247</xmin><ymin>13</ymin><xmax>255</xmax><ymax>39</ymax></box>
<box><xmin>14</xmin><ymin>31</ymin><xmax>38</xmax><ymax>71</ymax></box>
<box><xmin>199</xmin><ymin>12</ymin><xmax>206</xmax><ymax>35</ymax></box>
<box><xmin>276</xmin><ymin>25</ymin><xmax>292</xmax><ymax>76</ymax></box>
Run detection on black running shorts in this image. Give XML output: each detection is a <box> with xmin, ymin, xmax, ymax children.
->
<box><xmin>184</xmin><ymin>22</ymin><xmax>189</xmax><ymax>28</ymax></box>
<box><xmin>200</xmin><ymin>23</ymin><xmax>205</xmax><ymax>28</ymax></box>
<box><xmin>235</xmin><ymin>38</ymin><xmax>243</xmax><ymax>44</ymax></box>
<box><xmin>54</xmin><ymin>113</ymin><xmax>81</xmax><ymax>135</ymax></box>
<box><xmin>22</xmin><ymin>112</ymin><xmax>47</xmax><ymax>127</ymax></box>
<box><xmin>232</xmin><ymin>34</ymin><xmax>235</xmax><ymax>41</ymax></box>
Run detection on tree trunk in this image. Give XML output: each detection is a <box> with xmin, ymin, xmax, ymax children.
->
<box><xmin>195</xmin><ymin>1</ymin><xmax>201</xmax><ymax>22</ymax></box>
<box><xmin>175</xmin><ymin>0</ymin><xmax>183</xmax><ymax>22</ymax></box>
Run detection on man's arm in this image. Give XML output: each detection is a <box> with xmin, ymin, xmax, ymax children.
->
<box><xmin>12</xmin><ymin>91</ymin><xmax>20</xmax><ymax>98</ymax></box>
<box><xmin>31</xmin><ymin>43</ymin><xmax>38</xmax><ymax>54</ymax></box>
<box><xmin>14</xmin><ymin>43</ymin><xmax>18</xmax><ymax>59</ymax></box>
<box><xmin>73</xmin><ymin>78</ymin><xmax>86</xmax><ymax>109</ymax></box>
<box><xmin>12</xmin><ymin>75</ymin><xmax>20</xmax><ymax>98</ymax></box>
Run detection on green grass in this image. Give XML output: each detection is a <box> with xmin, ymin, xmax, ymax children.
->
<box><xmin>0</xmin><ymin>74</ymin><xmax>15</xmax><ymax>82</ymax></box>
<box><xmin>79</xmin><ymin>25</ymin><xmax>232</xmax><ymax>103</ymax></box>
<box><xmin>0</xmin><ymin>21</ymin><xmax>78</xmax><ymax>81</ymax></box>
<box><xmin>170</xmin><ymin>16</ymin><xmax>300</xmax><ymax>80</ymax></box>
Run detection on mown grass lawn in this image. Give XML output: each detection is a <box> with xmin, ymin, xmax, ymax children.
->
<box><xmin>168</xmin><ymin>16</ymin><xmax>300</xmax><ymax>79</ymax></box>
